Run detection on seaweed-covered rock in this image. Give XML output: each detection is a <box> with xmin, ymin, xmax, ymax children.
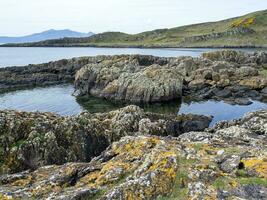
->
<box><xmin>0</xmin><ymin>105</ymin><xmax>211</xmax><ymax>174</ymax></box>
<box><xmin>0</xmin><ymin>109</ymin><xmax>266</xmax><ymax>199</ymax></box>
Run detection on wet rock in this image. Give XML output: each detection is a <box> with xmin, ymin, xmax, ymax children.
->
<box><xmin>225</xmin><ymin>98</ymin><xmax>253</xmax><ymax>105</ymax></box>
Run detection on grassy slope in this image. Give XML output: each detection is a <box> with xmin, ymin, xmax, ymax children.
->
<box><xmin>3</xmin><ymin>9</ymin><xmax>267</xmax><ymax>48</ymax></box>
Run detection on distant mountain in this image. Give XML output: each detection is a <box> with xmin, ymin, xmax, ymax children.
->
<box><xmin>0</xmin><ymin>29</ymin><xmax>94</xmax><ymax>44</ymax></box>
<box><xmin>4</xmin><ymin>9</ymin><xmax>267</xmax><ymax>48</ymax></box>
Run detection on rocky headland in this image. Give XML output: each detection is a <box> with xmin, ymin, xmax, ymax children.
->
<box><xmin>0</xmin><ymin>108</ymin><xmax>266</xmax><ymax>199</ymax></box>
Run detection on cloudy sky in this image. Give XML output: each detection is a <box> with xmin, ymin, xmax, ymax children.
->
<box><xmin>0</xmin><ymin>0</ymin><xmax>266</xmax><ymax>36</ymax></box>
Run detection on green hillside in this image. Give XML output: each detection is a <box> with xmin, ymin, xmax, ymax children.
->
<box><xmin>3</xmin><ymin>9</ymin><xmax>267</xmax><ymax>48</ymax></box>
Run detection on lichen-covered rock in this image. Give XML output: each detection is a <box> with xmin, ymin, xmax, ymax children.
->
<box><xmin>72</xmin><ymin>51</ymin><xmax>267</xmax><ymax>104</ymax></box>
<box><xmin>1</xmin><ymin>50</ymin><xmax>267</xmax><ymax>104</ymax></box>
<box><xmin>202</xmin><ymin>50</ymin><xmax>267</xmax><ymax>65</ymax></box>
<box><xmin>0</xmin><ymin>105</ymin><xmax>211</xmax><ymax>174</ymax></box>
<box><xmin>74</xmin><ymin>55</ymin><xmax>183</xmax><ymax>103</ymax></box>
<box><xmin>0</xmin><ymin>109</ymin><xmax>266</xmax><ymax>199</ymax></box>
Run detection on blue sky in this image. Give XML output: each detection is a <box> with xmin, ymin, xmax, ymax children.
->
<box><xmin>0</xmin><ymin>0</ymin><xmax>267</xmax><ymax>36</ymax></box>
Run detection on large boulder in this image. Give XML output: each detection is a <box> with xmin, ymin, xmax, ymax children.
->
<box><xmin>74</xmin><ymin>55</ymin><xmax>184</xmax><ymax>103</ymax></box>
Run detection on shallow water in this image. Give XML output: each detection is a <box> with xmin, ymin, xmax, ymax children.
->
<box><xmin>0</xmin><ymin>47</ymin><xmax>265</xmax><ymax>68</ymax></box>
<box><xmin>0</xmin><ymin>84</ymin><xmax>266</xmax><ymax>126</ymax></box>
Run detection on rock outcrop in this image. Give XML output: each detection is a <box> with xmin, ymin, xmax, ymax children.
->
<box><xmin>182</xmin><ymin>27</ymin><xmax>256</xmax><ymax>44</ymax></box>
<box><xmin>74</xmin><ymin>50</ymin><xmax>267</xmax><ymax>104</ymax></box>
<box><xmin>0</xmin><ymin>50</ymin><xmax>267</xmax><ymax>104</ymax></box>
<box><xmin>74</xmin><ymin>55</ymin><xmax>183</xmax><ymax>103</ymax></box>
<box><xmin>0</xmin><ymin>105</ymin><xmax>211</xmax><ymax>174</ymax></box>
<box><xmin>0</xmin><ymin>56</ymin><xmax>100</xmax><ymax>92</ymax></box>
<box><xmin>0</xmin><ymin>109</ymin><xmax>266</xmax><ymax>199</ymax></box>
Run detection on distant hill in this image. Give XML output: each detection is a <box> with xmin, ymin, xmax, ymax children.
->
<box><xmin>0</xmin><ymin>29</ymin><xmax>94</xmax><ymax>44</ymax></box>
<box><xmin>2</xmin><ymin>9</ymin><xmax>267</xmax><ymax>48</ymax></box>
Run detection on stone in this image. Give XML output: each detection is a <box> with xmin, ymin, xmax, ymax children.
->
<box><xmin>219</xmin><ymin>155</ymin><xmax>241</xmax><ymax>173</ymax></box>
<box><xmin>0</xmin><ymin>110</ymin><xmax>266</xmax><ymax>199</ymax></box>
<box><xmin>0</xmin><ymin>105</ymin><xmax>211</xmax><ymax>174</ymax></box>
<box><xmin>74</xmin><ymin>55</ymin><xmax>184</xmax><ymax>103</ymax></box>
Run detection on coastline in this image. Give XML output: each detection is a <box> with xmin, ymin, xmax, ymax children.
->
<box><xmin>1</xmin><ymin>44</ymin><xmax>267</xmax><ymax>49</ymax></box>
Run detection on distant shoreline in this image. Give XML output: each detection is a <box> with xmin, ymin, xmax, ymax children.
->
<box><xmin>0</xmin><ymin>45</ymin><xmax>267</xmax><ymax>49</ymax></box>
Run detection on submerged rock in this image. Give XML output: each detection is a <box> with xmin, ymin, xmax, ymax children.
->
<box><xmin>0</xmin><ymin>105</ymin><xmax>211</xmax><ymax>174</ymax></box>
<box><xmin>0</xmin><ymin>109</ymin><xmax>266</xmax><ymax>199</ymax></box>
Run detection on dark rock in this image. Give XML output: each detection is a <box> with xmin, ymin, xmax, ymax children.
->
<box><xmin>219</xmin><ymin>155</ymin><xmax>241</xmax><ymax>173</ymax></box>
<box><xmin>234</xmin><ymin>98</ymin><xmax>253</xmax><ymax>105</ymax></box>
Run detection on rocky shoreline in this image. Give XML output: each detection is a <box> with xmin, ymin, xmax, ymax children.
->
<box><xmin>1</xmin><ymin>50</ymin><xmax>267</xmax><ymax>105</ymax></box>
<box><xmin>74</xmin><ymin>50</ymin><xmax>267</xmax><ymax>104</ymax></box>
<box><xmin>0</xmin><ymin>108</ymin><xmax>266</xmax><ymax>199</ymax></box>
<box><xmin>0</xmin><ymin>50</ymin><xmax>267</xmax><ymax>199</ymax></box>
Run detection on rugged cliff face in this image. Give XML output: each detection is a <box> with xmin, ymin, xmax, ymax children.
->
<box><xmin>0</xmin><ymin>110</ymin><xmax>266</xmax><ymax>199</ymax></box>
<box><xmin>0</xmin><ymin>105</ymin><xmax>211</xmax><ymax>174</ymax></box>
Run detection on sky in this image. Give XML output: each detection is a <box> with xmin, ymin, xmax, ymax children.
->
<box><xmin>0</xmin><ymin>0</ymin><xmax>267</xmax><ymax>36</ymax></box>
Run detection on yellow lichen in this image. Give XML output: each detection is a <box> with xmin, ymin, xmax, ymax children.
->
<box><xmin>242</xmin><ymin>158</ymin><xmax>267</xmax><ymax>178</ymax></box>
<box><xmin>0</xmin><ymin>194</ymin><xmax>13</xmax><ymax>200</ymax></box>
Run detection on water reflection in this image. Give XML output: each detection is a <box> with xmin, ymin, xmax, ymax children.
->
<box><xmin>0</xmin><ymin>84</ymin><xmax>266</xmax><ymax>126</ymax></box>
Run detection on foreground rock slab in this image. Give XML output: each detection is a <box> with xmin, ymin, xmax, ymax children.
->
<box><xmin>0</xmin><ymin>105</ymin><xmax>211</xmax><ymax>174</ymax></box>
<box><xmin>0</xmin><ymin>109</ymin><xmax>266</xmax><ymax>199</ymax></box>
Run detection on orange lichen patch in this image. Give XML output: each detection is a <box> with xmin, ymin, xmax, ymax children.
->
<box><xmin>113</xmin><ymin>137</ymin><xmax>161</xmax><ymax>158</ymax></box>
<box><xmin>11</xmin><ymin>177</ymin><xmax>32</xmax><ymax>187</ymax></box>
<box><xmin>148</xmin><ymin>151</ymin><xmax>177</xmax><ymax>179</ymax></box>
<box><xmin>31</xmin><ymin>184</ymin><xmax>61</xmax><ymax>198</ymax></box>
<box><xmin>231</xmin><ymin>17</ymin><xmax>255</xmax><ymax>28</ymax></box>
<box><xmin>242</xmin><ymin>158</ymin><xmax>267</xmax><ymax>178</ymax></box>
<box><xmin>76</xmin><ymin>171</ymin><xmax>100</xmax><ymax>187</ymax></box>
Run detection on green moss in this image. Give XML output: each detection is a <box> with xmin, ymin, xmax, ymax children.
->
<box><xmin>238</xmin><ymin>177</ymin><xmax>267</xmax><ymax>187</ymax></box>
<box><xmin>157</xmin><ymin>157</ymin><xmax>197</xmax><ymax>200</ymax></box>
<box><xmin>11</xmin><ymin>139</ymin><xmax>26</xmax><ymax>148</ymax></box>
<box><xmin>212</xmin><ymin>177</ymin><xmax>232</xmax><ymax>190</ymax></box>
<box><xmin>88</xmin><ymin>189</ymin><xmax>107</xmax><ymax>200</ymax></box>
<box><xmin>259</xmin><ymin>69</ymin><xmax>267</xmax><ymax>77</ymax></box>
<box><xmin>236</xmin><ymin>169</ymin><xmax>249</xmax><ymax>178</ymax></box>
<box><xmin>192</xmin><ymin>143</ymin><xmax>204</xmax><ymax>151</ymax></box>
